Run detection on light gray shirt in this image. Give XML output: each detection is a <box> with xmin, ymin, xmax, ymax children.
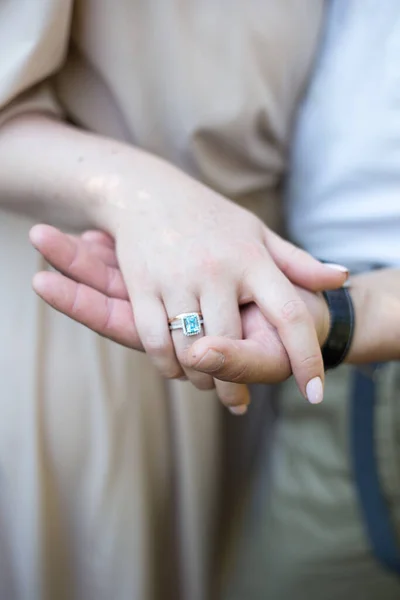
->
<box><xmin>287</xmin><ymin>0</ymin><xmax>400</xmax><ymax>271</ymax></box>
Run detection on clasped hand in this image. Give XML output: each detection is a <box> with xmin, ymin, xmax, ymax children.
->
<box><xmin>29</xmin><ymin>169</ymin><xmax>346</xmax><ymax>412</ymax></box>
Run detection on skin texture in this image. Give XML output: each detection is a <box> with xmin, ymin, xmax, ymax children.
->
<box><xmin>30</xmin><ymin>226</ymin><xmax>400</xmax><ymax>396</ymax></box>
<box><xmin>0</xmin><ymin>113</ymin><xmax>348</xmax><ymax>410</ymax></box>
<box><xmin>30</xmin><ymin>226</ymin><xmax>330</xmax><ymax>401</ymax></box>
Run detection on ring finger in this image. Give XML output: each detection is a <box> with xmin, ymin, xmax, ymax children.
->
<box><xmin>164</xmin><ymin>292</ymin><xmax>214</xmax><ymax>391</ymax></box>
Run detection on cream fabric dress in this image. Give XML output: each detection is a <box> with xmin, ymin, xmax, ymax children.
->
<box><xmin>0</xmin><ymin>1</ymin><xmax>323</xmax><ymax>599</ymax></box>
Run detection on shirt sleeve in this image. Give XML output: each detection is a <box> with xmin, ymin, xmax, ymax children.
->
<box><xmin>0</xmin><ymin>0</ymin><xmax>73</xmax><ymax>127</ymax></box>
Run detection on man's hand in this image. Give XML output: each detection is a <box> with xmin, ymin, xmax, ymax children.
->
<box><xmin>30</xmin><ymin>225</ymin><xmax>144</xmax><ymax>352</ymax></box>
<box><xmin>183</xmin><ymin>288</ymin><xmax>330</xmax><ymax>394</ymax></box>
<box><xmin>30</xmin><ymin>225</ymin><xmax>331</xmax><ymax>402</ymax></box>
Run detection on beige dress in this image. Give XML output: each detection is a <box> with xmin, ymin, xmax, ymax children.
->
<box><xmin>0</xmin><ymin>1</ymin><xmax>323</xmax><ymax>599</ymax></box>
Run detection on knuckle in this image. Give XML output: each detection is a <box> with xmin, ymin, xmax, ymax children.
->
<box><xmin>70</xmin><ymin>283</ymin><xmax>84</xmax><ymax>317</ymax></box>
<box><xmin>300</xmin><ymin>353</ymin><xmax>322</xmax><ymax>372</ymax></box>
<box><xmin>175</xmin><ymin>347</ymin><xmax>190</xmax><ymax>366</ymax></box>
<box><xmin>198</xmin><ymin>254</ymin><xmax>225</xmax><ymax>280</ymax></box>
<box><xmin>228</xmin><ymin>365</ymin><xmax>249</xmax><ymax>385</ymax></box>
<box><xmin>101</xmin><ymin>297</ymin><xmax>115</xmax><ymax>331</ymax></box>
<box><xmin>105</xmin><ymin>267</ymin><xmax>119</xmax><ymax>294</ymax></box>
<box><xmin>143</xmin><ymin>333</ymin><xmax>171</xmax><ymax>356</ymax></box>
<box><xmin>241</xmin><ymin>240</ymin><xmax>268</xmax><ymax>262</ymax></box>
<box><xmin>66</xmin><ymin>239</ymin><xmax>80</xmax><ymax>272</ymax></box>
<box><xmin>280</xmin><ymin>298</ymin><xmax>308</xmax><ymax>326</ymax></box>
<box><xmin>219</xmin><ymin>363</ymin><xmax>249</xmax><ymax>386</ymax></box>
<box><xmin>280</xmin><ymin>245</ymin><xmax>307</xmax><ymax>277</ymax></box>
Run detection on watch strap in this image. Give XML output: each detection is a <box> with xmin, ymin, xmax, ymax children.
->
<box><xmin>322</xmin><ymin>288</ymin><xmax>355</xmax><ymax>370</ymax></box>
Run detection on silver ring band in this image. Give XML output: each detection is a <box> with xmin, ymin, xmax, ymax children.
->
<box><xmin>168</xmin><ymin>312</ymin><xmax>204</xmax><ymax>337</ymax></box>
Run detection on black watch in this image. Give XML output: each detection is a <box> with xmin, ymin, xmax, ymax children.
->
<box><xmin>321</xmin><ymin>287</ymin><xmax>355</xmax><ymax>370</ymax></box>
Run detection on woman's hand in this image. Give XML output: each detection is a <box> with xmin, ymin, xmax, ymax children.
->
<box><xmin>86</xmin><ymin>157</ymin><xmax>348</xmax><ymax>409</ymax></box>
<box><xmin>0</xmin><ymin>113</ymin><xmax>347</xmax><ymax>408</ymax></box>
<box><xmin>30</xmin><ymin>224</ymin><xmax>338</xmax><ymax>410</ymax></box>
<box><xmin>0</xmin><ymin>112</ymin><xmax>347</xmax><ymax>410</ymax></box>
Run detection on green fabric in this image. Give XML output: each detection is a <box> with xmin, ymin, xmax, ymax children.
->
<box><xmin>221</xmin><ymin>364</ymin><xmax>400</xmax><ymax>600</ymax></box>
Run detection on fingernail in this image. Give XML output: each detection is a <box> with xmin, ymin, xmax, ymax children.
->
<box><xmin>306</xmin><ymin>377</ymin><xmax>324</xmax><ymax>404</ymax></box>
<box><xmin>179</xmin><ymin>376</ymin><xmax>188</xmax><ymax>381</ymax></box>
<box><xmin>324</xmin><ymin>263</ymin><xmax>349</xmax><ymax>275</ymax></box>
<box><xmin>228</xmin><ymin>405</ymin><xmax>248</xmax><ymax>416</ymax></box>
<box><xmin>342</xmin><ymin>278</ymin><xmax>352</xmax><ymax>288</ymax></box>
<box><xmin>192</xmin><ymin>349</ymin><xmax>225</xmax><ymax>372</ymax></box>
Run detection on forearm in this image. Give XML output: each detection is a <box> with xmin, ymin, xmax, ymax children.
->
<box><xmin>0</xmin><ymin>113</ymin><xmax>168</xmax><ymax>230</ymax></box>
<box><xmin>345</xmin><ymin>269</ymin><xmax>400</xmax><ymax>364</ymax></box>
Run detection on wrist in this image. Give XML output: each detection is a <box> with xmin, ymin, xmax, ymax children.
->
<box><xmin>81</xmin><ymin>171</ymin><xmax>125</xmax><ymax>235</ymax></box>
<box><xmin>81</xmin><ymin>146</ymin><xmax>186</xmax><ymax>235</ymax></box>
<box><xmin>0</xmin><ymin>113</ymin><xmax>139</xmax><ymax>231</ymax></box>
<box><xmin>342</xmin><ymin>279</ymin><xmax>376</xmax><ymax>364</ymax></box>
<box><xmin>75</xmin><ymin>146</ymin><xmax>142</xmax><ymax>235</ymax></box>
<box><xmin>344</xmin><ymin>269</ymin><xmax>400</xmax><ymax>364</ymax></box>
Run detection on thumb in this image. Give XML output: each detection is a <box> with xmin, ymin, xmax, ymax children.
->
<box><xmin>183</xmin><ymin>336</ymin><xmax>291</xmax><ymax>384</ymax></box>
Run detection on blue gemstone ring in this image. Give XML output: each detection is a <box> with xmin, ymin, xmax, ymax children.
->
<box><xmin>168</xmin><ymin>312</ymin><xmax>204</xmax><ymax>337</ymax></box>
